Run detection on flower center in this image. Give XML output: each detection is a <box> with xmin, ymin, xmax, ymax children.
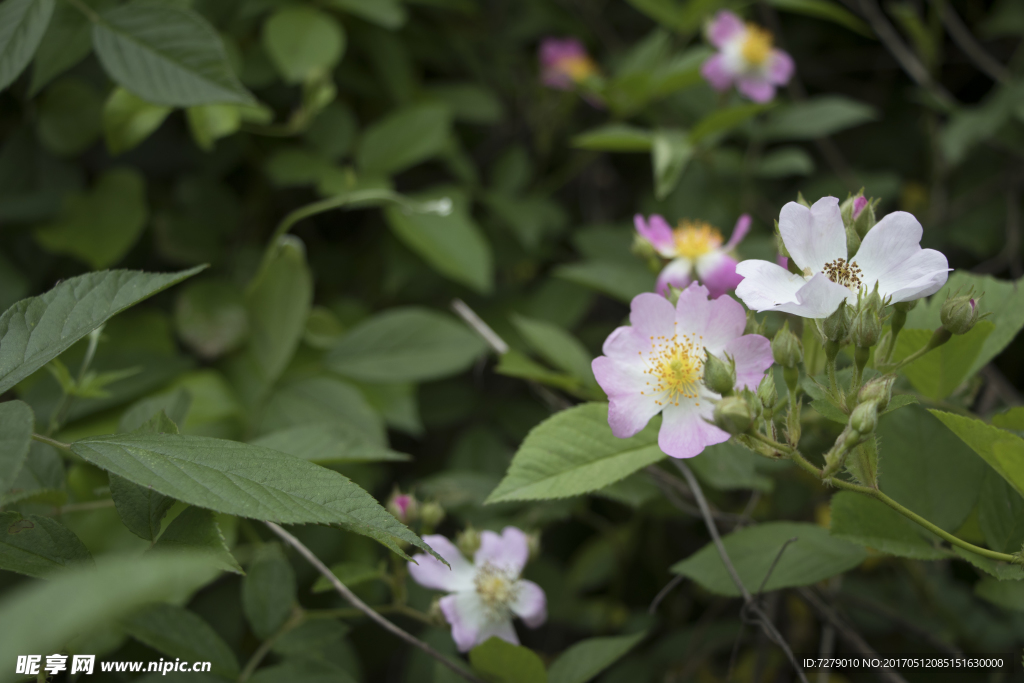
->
<box><xmin>740</xmin><ymin>24</ymin><xmax>773</xmax><ymax>66</ymax></box>
<box><xmin>822</xmin><ymin>258</ymin><xmax>862</xmax><ymax>290</ymax></box>
<box><xmin>640</xmin><ymin>329</ymin><xmax>704</xmax><ymax>406</ymax></box>
<box><xmin>474</xmin><ymin>564</ymin><xmax>517</xmax><ymax>614</ymax></box>
<box><xmin>557</xmin><ymin>55</ymin><xmax>597</xmax><ymax>82</ymax></box>
<box><xmin>673</xmin><ymin>221</ymin><xmax>723</xmax><ymax>259</ymax></box>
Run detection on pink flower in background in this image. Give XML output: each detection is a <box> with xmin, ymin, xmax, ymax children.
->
<box><xmin>539</xmin><ymin>38</ymin><xmax>598</xmax><ymax>90</ymax></box>
<box><xmin>592</xmin><ymin>284</ymin><xmax>773</xmax><ymax>459</ymax></box>
<box><xmin>701</xmin><ymin>11</ymin><xmax>793</xmax><ymax>103</ymax></box>
<box><xmin>635</xmin><ymin>213</ymin><xmax>751</xmax><ymax>298</ymax></box>
<box><xmin>409</xmin><ymin>527</ymin><xmax>546</xmax><ymax>652</ymax></box>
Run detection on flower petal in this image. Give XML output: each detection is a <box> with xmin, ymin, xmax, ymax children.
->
<box><xmin>708</xmin><ymin>10</ymin><xmax>746</xmax><ymax>47</ymax></box>
<box><xmin>779</xmin><ymin>196</ymin><xmax>846</xmax><ymax>274</ymax></box>
<box><xmin>475</xmin><ymin>527</ymin><xmax>530</xmax><ymax>575</ymax></box>
<box><xmin>440</xmin><ymin>591</ymin><xmax>493</xmax><ymax>652</ymax></box>
<box><xmin>736</xmin><ymin>76</ymin><xmax>775</xmax><ymax>103</ymax></box>
<box><xmin>408</xmin><ymin>535</ymin><xmax>476</xmax><ymax>592</ymax></box>
<box><xmin>724</xmin><ymin>214</ymin><xmax>752</xmax><ymax>250</ymax></box>
<box><xmin>592</xmin><ymin>356</ymin><xmax>663</xmax><ymax>438</ymax></box>
<box><xmin>767</xmin><ymin>49</ymin><xmax>794</xmax><ymax>84</ymax></box>
<box><xmin>629</xmin><ymin>292</ymin><xmax>677</xmax><ymax>339</ymax></box>
<box><xmin>853</xmin><ymin>211</ymin><xmax>950</xmax><ymax>302</ymax></box>
<box><xmin>658</xmin><ymin>392</ymin><xmax>730</xmax><ymax>458</ymax></box>
<box><xmin>701</xmin><ymin>53</ymin><xmax>735</xmax><ymax>91</ymax></box>
<box><xmin>674</xmin><ymin>283</ymin><xmax>746</xmax><ymax>354</ymax></box>
<box><xmin>735</xmin><ymin>259</ymin><xmax>806</xmax><ymax>311</ymax></box>
<box><xmin>656</xmin><ymin>258</ymin><xmax>694</xmax><ymax>296</ymax></box>
<box><xmin>474</xmin><ymin>618</ymin><xmax>520</xmax><ymax>649</ymax></box>
<box><xmin>723</xmin><ymin>334</ymin><xmax>774</xmax><ymax>390</ymax></box>
<box><xmin>774</xmin><ymin>273</ymin><xmax>850</xmax><ymax>318</ymax></box>
<box><xmin>511</xmin><ymin>580</ymin><xmax>547</xmax><ymax>628</ymax></box>
<box><xmin>695</xmin><ymin>252</ymin><xmax>742</xmax><ymax>298</ymax></box>
<box><xmin>635</xmin><ymin>214</ymin><xmax>676</xmax><ymax>256</ymax></box>
<box><xmin>882</xmin><ymin>251</ymin><xmax>950</xmax><ymax>303</ymax></box>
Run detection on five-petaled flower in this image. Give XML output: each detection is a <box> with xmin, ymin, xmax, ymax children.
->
<box><xmin>409</xmin><ymin>527</ymin><xmax>546</xmax><ymax>652</ymax></box>
<box><xmin>701</xmin><ymin>11</ymin><xmax>794</xmax><ymax>103</ymax></box>
<box><xmin>635</xmin><ymin>213</ymin><xmax>751</xmax><ymax>298</ymax></box>
<box><xmin>539</xmin><ymin>38</ymin><xmax>598</xmax><ymax>90</ymax></box>
<box><xmin>735</xmin><ymin>196</ymin><xmax>950</xmax><ymax>319</ymax></box>
<box><xmin>592</xmin><ymin>283</ymin><xmax>773</xmax><ymax>458</ymax></box>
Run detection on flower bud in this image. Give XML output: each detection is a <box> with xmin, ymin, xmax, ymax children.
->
<box><xmin>757</xmin><ymin>372</ymin><xmax>777</xmax><ymax>412</ymax></box>
<box><xmin>419</xmin><ymin>501</ymin><xmax>446</xmax><ymax>532</ymax></box>
<box><xmin>456</xmin><ymin>527</ymin><xmax>481</xmax><ymax>557</ymax></box>
<box><xmin>858</xmin><ymin>375</ymin><xmax>894</xmax><ymax>411</ymax></box>
<box><xmin>845</xmin><ymin>223</ymin><xmax>861</xmax><ymax>260</ymax></box>
<box><xmin>427</xmin><ymin>597</ymin><xmax>447</xmax><ymax>627</ymax></box>
<box><xmin>631</xmin><ymin>233</ymin><xmax>657</xmax><ymax>260</ymax></box>
<box><xmin>850</xmin><ymin>286</ymin><xmax>883</xmax><ymax>348</ymax></box>
<box><xmin>386</xmin><ymin>489</ymin><xmax>419</xmax><ymax>524</ymax></box>
<box><xmin>940</xmin><ymin>292</ymin><xmax>980</xmax><ymax>335</ymax></box>
<box><xmin>849</xmin><ymin>400</ymin><xmax>879</xmax><ymax>435</ymax></box>
<box><xmin>771</xmin><ymin>321</ymin><xmax>803</xmax><ymax>368</ymax></box>
<box><xmin>894</xmin><ymin>299</ymin><xmax>917</xmax><ymax>313</ymax></box>
<box><xmin>745</xmin><ymin>310</ymin><xmax>768</xmax><ymax>336</ymax></box>
<box><xmin>526</xmin><ymin>531</ymin><xmax>542</xmax><ymax>560</ymax></box>
<box><xmin>712</xmin><ymin>393</ymin><xmax>758</xmax><ymax>435</ymax></box>
<box><xmin>823</xmin><ymin>303</ymin><xmax>851</xmax><ymax>343</ymax></box>
<box><xmin>852</xmin><ymin>197</ymin><xmax>877</xmax><ymax>238</ymax></box>
<box><xmin>703</xmin><ymin>350</ymin><xmax>736</xmax><ymax>395</ymax></box>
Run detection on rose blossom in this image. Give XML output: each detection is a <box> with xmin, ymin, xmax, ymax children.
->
<box><xmin>701</xmin><ymin>11</ymin><xmax>794</xmax><ymax>103</ymax></box>
<box><xmin>539</xmin><ymin>38</ymin><xmax>598</xmax><ymax>90</ymax></box>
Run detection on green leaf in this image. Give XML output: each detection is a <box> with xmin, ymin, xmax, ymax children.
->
<box><xmin>119</xmin><ymin>388</ymin><xmax>192</xmax><ymax>433</ymax></box>
<box><xmin>356</xmin><ymin>102</ymin><xmax>452</xmax><ymax>175</ymax></box>
<box><xmin>671</xmin><ymin>521</ymin><xmax>866</xmax><ymax>597</ymax></box>
<box><xmin>879</xmin><ymin>406</ymin><xmax>987</xmax><ymax>532</ymax></box>
<box><xmin>110</xmin><ymin>473</ymin><xmax>175</xmax><ymax>542</ymax></box>
<box><xmin>929</xmin><ymin>409</ymin><xmax>1024</xmax><ymax>500</ymax></box>
<box><xmin>249</xmin><ymin>660</ymin><xmax>357</xmax><ymax>683</ymax></box>
<box><xmin>688</xmin><ymin>441</ymin><xmax>774</xmax><ymax>492</ymax></box>
<box><xmin>175</xmin><ymin>278</ymin><xmax>249</xmax><ymax>359</ymax></box>
<box><xmin>891</xmin><ymin>322</ymin><xmax>994</xmax><ymax>400</ymax></box>
<box><xmin>311</xmin><ymin>560</ymin><xmax>385</xmax><ymax>593</ymax></box>
<box><xmin>979</xmin><ymin>471</ymin><xmax>1024</xmax><ymax>554</ymax></box>
<box><xmin>486</xmin><ymin>403</ymin><xmax>664</xmax><ymax>503</ymax></box>
<box><xmin>952</xmin><ymin>546</ymin><xmax>1024</xmax><ymax>581</ymax></box>
<box><xmin>690</xmin><ymin>103</ymin><xmax>770</xmax><ymax>144</ymax></box>
<box><xmin>0</xmin><ymin>266</ymin><xmax>203</xmax><ymax>396</ymax></box>
<box><xmin>258</xmin><ymin>377</ymin><xmax>384</xmax><ymax>443</ymax></box>
<box><xmin>0</xmin><ymin>511</ymin><xmax>91</xmax><ymax>578</ymax></box>
<box><xmin>123</xmin><ymin>604</ymin><xmax>240</xmax><ymax>680</ymax></box>
<box><xmin>651</xmin><ymin>128</ymin><xmax>692</xmax><ymax>200</ymax></box>
<box><xmin>993</xmin><ymin>406</ymin><xmax>1024</xmax><ymax>430</ymax></box>
<box><xmin>102</xmin><ymin>87</ymin><xmax>172</xmax><ymax>155</ymax></box>
<box><xmin>263</xmin><ymin>6</ymin><xmax>345</xmax><ymax>84</ymax></box>
<box><xmin>252</xmin><ymin>423</ymin><xmax>409</xmax><ymax>464</ymax></box>
<box><xmin>151</xmin><ymin>506</ymin><xmax>243</xmax><ymax>575</ymax></box>
<box><xmin>1</xmin><ymin>441</ymin><xmax>66</xmax><ymax>507</ymax></box>
<box><xmin>0</xmin><ymin>551</ymin><xmax>221</xmax><ymax>673</ymax></box>
<box><xmin>510</xmin><ymin>314</ymin><xmax>595</xmax><ymax>387</ymax></box>
<box><xmin>555</xmin><ymin>261</ymin><xmax>656</xmax><ymax>303</ymax></box>
<box><xmin>0</xmin><ymin>400</ymin><xmax>33</xmax><ymax>495</ymax></box>
<box><xmin>92</xmin><ymin>2</ymin><xmax>254</xmax><ymax>107</ymax></box>
<box><xmin>246</xmin><ymin>236</ymin><xmax>313</xmax><ymax>385</ymax></box>
<box><xmin>186</xmin><ymin>103</ymin><xmax>241</xmax><ymax>151</ymax></box>
<box><xmin>548</xmin><ymin>631</ymin><xmax>646</xmax><ymax>683</ymax></box>
<box><xmin>69</xmin><ymin>431</ymin><xmax>437</xmax><ymax>561</ymax></box>
<box><xmin>243</xmin><ymin>543</ymin><xmax>296</xmax><ymax>639</ymax></box>
<box><xmin>976</xmin><ymin>577</ymin><xmax>1024</xmax><ymax>610</ymax></box>
<box><xmin>829</xmin><ymin>491</ymin><xmax>948</xmax><ymax>560</ymax></box>
<box><xmin>383</xmin><ymin>187</ymin><xmax>493</xmax><ymax>293</ymax></box>
<box><xmin>571</xmin><ymin>124</ymin><xmax>653</xmax><ymax>152</ymax></box>
<box><xmin>425</xmin><ymin>82</ymin><xmax>502</xmax><ymax>124</ymax></box>
<box><xmin>756</xmin><ymin>146</ymin><xmax>814</xmax><ymax>177</ymax></box>
<box><xmin>766</xmin><ymin>0</ymin><xmax>872</xmax><ymax>36</ymax></box>
<box><xmin>0</xmin><ymin>0</ymin><xmax>55</xmax><ymax>92</ymax></box>
<box><xmin>36</xmin><ymin>77</ymin><xmax>102</xmax><ymax>156</ymax></box>
<box><xmin>28</xmin><ymin>0</ymin><xmax>102</xmax><ymax>95</ymax></box>
<box><xmin>761</xmin><ymin>96</ymin><xmax>878</xmax><ymax>140</ymax></box>
<box><xmin>326</xmin><ymin>306</ymin><xmax>487</xmax><ymax>383</ymax></box>
<box><xmin>495</xmin><ymin>349</ymin><xmax>585</xmax><ymax>394</ymax></box>
<box><xmin>35</xmin><ymin>167</ymin><xmax>148</xmax><ymax>269</ymax></box>
<box><xmin>469</xmin><ymin>637</ymin><xmax>547</xmax><ymax>683</ymax></box>
<box><xmin>325</xmin><ymin>0</ymin><xmax>407</xmax><ymax>29</ymax></box>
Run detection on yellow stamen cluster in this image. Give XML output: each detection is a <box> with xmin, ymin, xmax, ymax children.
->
<box><xmin>639</xmin><ymin>326</ymin><xmax>704</xmax><ymax>407</ymax></box>
<box><xmin>474</xmin><ymin>564</ymin><xmax>517</xmax><ymax>614</ymax></box>
<box><xmin>673</xmin><ymin>221</ymin><xmax>723</xmax><ymax>259</ymax></box>
<box><xmin>558</xmin><ymin>55</ymin><xmax>598</xmax><ymax>82</ymax></box>
<box><xmin>741</xmin><ymin>24</ymin><xmax>774</xmax><ymax>66</ymax></box>
<box><xmin>822</xmin><ymin>258</ymin><xmax>863</xmax><ymax>290</ymax></box>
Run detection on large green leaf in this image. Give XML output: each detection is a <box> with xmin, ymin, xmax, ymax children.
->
<box><xmin>548</xmin><ymin>631</ymin><xmax>646</xmax><ymax>683</ymax></box>
<box><xmin>0</xmin><ymin>511</ymin><xmax>91</xmax><ymax>578</ymax></box>
<box><xmin>469</xmin><ymin>637</ymin><xmax>547</xmax><ymax>683</ymax></box>
<box><xmin>243</xmin><ymin>543</ymin><xmax>296</xmax><ymax>639</ymax></box>
<box><xmin>257</xmin><ymin>377</ymin><xmax>384</xmax><ymax>443</ymax></box>
<box><xmin>151</xmin><ymin>506</ymin><xmax>243</xmax><ymax>575</ymax></box>
<box><xmin>92</xmin><ymin>2</ymin><xmax>253</xmax><ymax>107</ymax></box>
<box><xmin>0</xmin><ymin>400</ymin><xmax>33</xmax><ymax>495</ymax></box>
<box><xmin>110</xmin><ymin>473</ymin><xmax>175</xmax><ymax>542</ymax></box>
<box><xmin>383</xmin><ymin>187</ymin><xmax>493</xmax><ymax>293</ymax></box>
<box><xmin>123</xmin><ymin>604</ymin><xmax>239</xmax><ymax>679</ymax></box>
<box><xmin>829</xmin><ymin>491</ymin><xmax>948</xmax><ymax>560</ymax></box>
<box><xmin>0</xmin><ymin>0</ymin><xmax>55</xmax><ymax>92</ymax></box>
<box><xmin>0</xmin><ymin>266</ymin><xmax>203</xmax><ymax>396</ymax></box>
<box><xmin>975</xmin><ymin>577</ymin><xmax>1024</xmax><ymax>610</ymax></box>
<box><xmin>69</xmin><ymin>431</ymin><xmax>437</xmax><ymax>561</ymax></box>
<box><xmin>29</xmin><ymin>0</ymin><xmax>102</xmax><ymax>95</ymax></box>
<box><xmin>766</xmin><ymin>0</ymin><xmax>871</xmax><ymax>36</ymax></box>
<box><xmin>252</xmin><ymin>423</ymin><xmax>409</xmax><ymax>464</ymax></box>
<box><xmin>890</xmin><ymin>322</ymin><xmax>993</xmax><ymax>400</ymax></box>
<box><xmin>690</xmin><ymin>103</ymin><xmax>770</xmax><ymax>144</ymax></box>
<box><xmin>485</xmin><ymin>403</ymin><xmax>664</xmax><ymax>503</ymax></box>
<box><xmin>979</xmin><ymin>471</ymin><xmax>1024</xmax><ymax>554</ymax></box>
<box><xmin>761</xmin><ymin>96</ymin><xmax>878</xmax><ymax>140</ymax></box>
<box><xmin>510</xmin><ymin>314</ymin><xmax>595</xmax><ymax>387</ymax></box>
<box><xmin>688</xmin><ymin>441</ymin><xmax>774</xmax><ymax>493</ymax></box>
<box><xmin>1</xmin><ymin>441</ymin><xmax>65</xmax><ymax>507</ymax></box>
<box><xmin>326</xmin><ymin>306</ymin><xmax>487</xmax><ymax>383</ymax></box>
<box><xmin>555</xmin><ymin>261</ymin><xmax>656</xmax><ymax>303</ymax></box>
<box><xmin>0</xmin><ymin>552</ymin><xmax>220</xmax><ymax>683</ymax></box>
<box><xmin>35</xmin><ymin>77</ymin><xmax>102</xmax><ymax>156</ymax></box>
<box><xmin>671</xmin><ymin>521</ymin><xmax>866</xmax><ymax>597</ymax></box>
<box><xmin>102</xmin><ymin>87</ymin><xmax>172</xmax><ymax>155</ymax></box>
<box><xmin>929</xmin><ymin>409</ymin><xmax>1024</xmax><ymax>500</ymax></box>
<box><xmin>356</xmin><ymin>102</ymin><xmax>452</xmax><ymax>175</ymax></box>
<box><xmin>263</xmin><ymin>6</ymin><xmax>345</xmax><ymax>84</ymax></box>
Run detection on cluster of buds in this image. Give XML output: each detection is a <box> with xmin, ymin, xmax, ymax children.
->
<box><xmin>839</xmin><ymin>191</ymin><xmax>879</xmax><ymax>254</ymax></box>
<box><xmin>712</xmin><ymin>389</ymin><xmax>762</xmax><ymax>436</ymax></box>
<box><xmin>703</xmin><ymin>350</ymin><xmax>736</xmax><ymax>396</ymax></box>
<box><xmin>822</xmin><ymin>376</ymin><xmax>893</xmax><ymax>478</ymax></box>
<box><xmin>387</xmin><ymin>489</ymin><xmax>446</xmax><ymax>533</ymax></box>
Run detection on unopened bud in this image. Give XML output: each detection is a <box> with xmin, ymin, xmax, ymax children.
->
<box><xmin>894</xmin><ymin>299</ymin><xmax>917</xmax><ymax>313</ymax></box>
<box><xmin>852</xmin><ymin>197</ymin><xmax>877</xmax><ymax>238</ymax></box>
<box><xmin>386</xmin><ymin>489</ymin><xmax>419</xmax><ymax>524</ymax></box>
<box><xmin>456</xmin><ymin>527</ymin><xmax>481</xmax><ymax>557</ymax></box>
<box><xmin>427</xmin><ymin>597</ymin><xmax>446</xmax><ymax>626</ymax></box>
<box><xmin>771</xmin><ymin>321</ymin><xmax>803</xmax><ymax>368</ymax></box>
<box><xmin>526</xmin><ymin>531</ymin><xmax>542</xmax><ymax>560</ymax></box>
<box><xmin>712</xmin><ymin>393</ymin><xmax>759</xmax><ymax>435</ymax></box>
<box><xmin>850</xmin><ymin>286</ymin><xmax>883</xmax><ymax>348</ymax></box>
<box><xmin>823</xmin><ymin>303</ymin><xmax>851</xmax><ymax>343</ymax></box>
<box><xmin>757</xmin><ymin>372</ymin><xmax>777</xmax><ymax>412</ymax></box>
<box><xmin>849</xmin><ymin>400</ymin><xmax>879</xmax><ymax>434</ymax></box>
<box><xmin>845</xmin><ymin>223</ymin><xmax>861</xmax><ymax>259</ymax></box>
<box><xmin>419</xmin><ymin>501</ymin><xmax>446</xmax><ymax>532</ymax></box>
<box><xmin>745</xmin><ymin>311</ymin><xmax>767</xmax><ymax>336</ymax></box>
<box><xmin>703</xmin><ymin>350</ymin><xmax>736</xmax><ymax>395</ymax></box>
<box><xmin>631</xmin><ymin>233</ymin><xmax>657</xmax><ymax>260</ymax></box>
<box><xmin>941</xmin><ymin>292</ymin><xmax>981</xmax><ymax>335</ymax></box>
<box><xmin>858</xmin><ymin>375</ymin><xmax>895</xmax><ymax>411</ymax></box>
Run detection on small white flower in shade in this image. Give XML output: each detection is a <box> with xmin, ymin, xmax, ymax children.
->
<box><xmin>735</xmin><ymin>196</ymin><xmax>950</xmax><ymax>319</ymax></box>
<box><xmin>408</xmin><ymin>527</ymin><xmax>546</xmax><ymax>652</ymax></box>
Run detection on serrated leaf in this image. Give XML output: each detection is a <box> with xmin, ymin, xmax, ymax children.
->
<box><xmin>993</xmin><ymin>406</ymin><xmax>1024</xmax><ymax>430</ymax></box>
<box><xmin>688</xmin><ymin>441</ymin><xmax>774</xmax><ymax>492</ymax></box>
<box><xmin>92</xmin><ymin>2</ymin><xmax>254</xmax><ymax>107</ymax></box>
<box><xmin>495</xmin><ymin>349</ymin><xmax>584</xmax><ymax>394</ymax></box>
<box><xmin>1</xmin><ymin>441</ymin><xmax>65</xmax><ymax>507</ymax></box>
<box><xmin>0</xmin><ymin>400</ymin><xmax>33</xmax><ymax>495</ymax></box>
<box><xmin>69</xmin><ymin>431</ymin><xmax>438</xmax><ymax>561</ymax></box>
<box><xmin>671</xmin><ymin>521</ymin><xmax>866</xmax><ymax>597</ymax></box>
<box><xmin>952</xmin><ymin>546</ymin><xmax>1024</xmax><ymax>581</ymax></box>
<box><xmin>979</xmin><ymin>470</ymin><xmax>1024</xmax><ymax>554</ymax></box>
<box><xmin>891</xmin><ymin>322</ymin><xmax>994</xmax><ymax>400</ymax></box>
<box><xmin>151</xmin><ymin>506</ymin><xmax>242</xmax><ymax>575</ymax></box>
<box><xmin>548</xmin><ymin>631</ymin><xmax>646</xmax><ymax>683</ymax></box>
<box><xmin>258</xmin><ymin>376</ymin><xmax>384</xmax><ymax>443</ymax></box>
<box><xmin>976</xmin><ymin>577</ymin><xmax>1024</xmax><ymax>609</ymax></box>
<box><xmin>0</xmin><ymin>0</ymin><xmax>55</xmax><ymax>92</ymax></box>
<box><xmin>0</xmin><ymin>266</ymin><xmax>203</xmax><ymax>396</ymax></box>
<box><xmin>119</xmin><ymin>387</ymin><xmax>192</xmax><ymax>433</ymax></box>
<box><xmin>469</xmin><ymin>637</ymin><xmax>547</xmax><ymax>683</ymax></box>
<box><xmin>486</xmin><ymin>403</ymin><xmax>664</xmax><ymax>503</ymax></box>
<box><xmin>29</xmin><ymin>0</ymin><xmax>103</xmax><ymax>95</ymax></box>
<box><xmin>0</xmin><ymin>511</ymin><xmax>92</xmax><ymax>578</ymax></box>
<box><xmin>929</xmin><ymin>409</ymin><xmax>1024</xmax><ymax>500</ymax></box>
<box><xmin>110</xmin><ymin>473</ymin><xmax>175</xmax><ymax>542</ymax></box>
<box><xmin>243</xmin><ymin>543</ymin><xmax>295</xmax><ymax>639</ymax></box>
<box><xmin>829</xmin><ymin>491</ymin><xmax>948</xmax><ymax>560</ymax></box>
<box><xmin>252</xmin><ymin>423</ymin><xmax>409</xmax><ymax>464</ymax></box>
<box><xmin>123</xmin><ymin>604</ymin><xmax>239</xmax><ymax>679</ymax></box>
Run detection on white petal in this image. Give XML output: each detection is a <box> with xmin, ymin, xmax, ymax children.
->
<box><xmin>475</xmin><ymin>527</ymin><xmax>529</xmax><ymax>575</ymax></box>
<box><xmin>510</xmin><ymin>580</ymin><xmax>547</xmax><ymax>628</ymax></box>
<box><xmin>439</xmin><ymin>591</ymin><xmax>493</xmax><ymax>652</ymax></box>
<box><xmin>735</xmin><ymin>259</ymin><xmax>806</xmax><ymax>311</ymax></box>
<box><xmin>408</xmin><ymin>536</ymin><xmax>476</xmax><ymax>592</ymax></box>
<box><xmin>883</xmin><ymin>251</ymin><xmax>950</xmax><ymax>303</ymax></box>
<box><xmin>772</xmin><ymin>273</ymin><xmax>850</xmax><ymax>319</ymax></box>
<box><xmin>853</xmin><ymin>211</ymin><xmax>932</xmax><ymax>292</ymax></box>
<box><xmin>779</xmin><ymin>197</ymin><xmax>846</xmax><ymax>273</ymax></box>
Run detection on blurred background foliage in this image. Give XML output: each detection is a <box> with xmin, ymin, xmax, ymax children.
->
<box><xmin>2</xmin><ymin>0</ymin><xmax>1024</xmax><ymax>680</ymax></box>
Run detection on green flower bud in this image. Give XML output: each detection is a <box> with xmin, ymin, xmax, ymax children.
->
<box><xmin>845</xmin><ymin>223</ymin><xmax>861</xmax><ymax>261</ymax></box>
<box><xmin>757</xmin><ymin>372</ymin><xmax>777</xmax><ymax>412</ymax></box>
<box><xmin>941</xmin><ymin>291</ymin><xmax>981</xmax><ymax>335</ymax></box>
<box><xmin>386</xmin><ymin>489</ymin><xmax>419</xmax><ymax>524</ymax></box>
<box><xmin>771</xmin><ymin>321</ymin><xmax>803</xmax><ymax>368</ymax></box>
<box><xmin>745</xmin><ymin>310</ymin><xmax>768</xmax><ymax>336</ymax></box>
<box><xmin>419</xmin><ymin>501</ymin><xmax>446</xmax><ymax>532</ymax></box>
<box><xmin>858</xmin><ymin>375</ymin><xmax>895</xmax><ymax>411</ymax></box>
<box><xmin>894</xmin><ymin>299</ymin><xmax>917</xmax><ymax>313</ymax></box>
<box><xmin>823</xmin><ymin>303</ymin><xmax>851</xmax><ymax>343</ymax></box>
<box><xmin>850</xmin><ymin>285</ymin><xmax>883</xmax><ymax>348</ymax></box>
<box><xmin>703</xmin><ymin>350</ymin><xmax>736</xmax><ymax>396</ymax></box>
<box><xmin>526</xmin><ymin>531</ymin><xmax>542</xmax><ymax>560</ymax></box>
<box><xmin>849</xmin><ymin>400</ymin><xmax>879</xmax><ymax>434</ymax></box>
<box><xmin>712</xmin><ymin>395</ymin><xmax>757</xmax><ymax>435</ymax></box>
<box><xmin>456</xmin><ymin>527</ymin><xmax>481</xmax><ymax>557</ymax></box>
<box><xmin>631</xmin><ymin>233</ymin><xmax>657</xmax><ymax>260</ymax></box>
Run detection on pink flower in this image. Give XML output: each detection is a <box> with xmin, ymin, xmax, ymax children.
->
<box><xmin>700</xmin><ymin>11</ymin><xmax>793</xmax><ymax>103</ymax></box>
<box><xmin>408</xmin><ymin>527</ymin><xmax>546</xmax><ymax>652</ymax></box>
<box><xmin>634</xmin><ymin>213</ymin><xmax>751</xmax><ymax>298</ymax></box>
<box><xmin>592</xmin><ymin>283</ymin><xmax>773</xmax><ymax>459</ymax></box>
<box><xmin>539</xmin><ymin>38</ymin><xmax>598</xmax><ymax>90</ymax></box>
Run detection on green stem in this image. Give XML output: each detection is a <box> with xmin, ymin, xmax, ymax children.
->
<box><xmin>32</xmin><ymin>433</ymin><xmax>75</xmax><ymax>457</ymax></box>
<box><xmin>825</xmin><ymin>357</ymin><xmax>841</xmax><ymax>405</ymax></box>
<box><xmin>238</xmin><ymin>610</ymin><xmax>305</xmax><ymax>682</ymax></box>
<box><xmin>56</xmin><ymin>499</ymin><xmax>115</xmax><ymax>514</ymax></box>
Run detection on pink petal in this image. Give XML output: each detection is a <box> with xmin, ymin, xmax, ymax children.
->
<box><xmin>695</xmin><ymin>252</ymin><xmax>742</xmax><ymax>298</ymax></box>
<box><xmin>674</xmin><ymin>283</ymin><xmax>747</xmax><ymax>354</ymax></box>
<box><xmin>658</xmin><ymin>396</ymin><xmax>730</xmax><ymax>458</ymax></box>
<box><xmin>723</xmin><ymin>334</ymin><xmax>774</xmax><ymax>390</ymax></box>
<box><xmin>474</xmin><ymin>618</ymin><xmax>520</xmax><ymax>649</ymax></box>
<box><xmin>655</xmin><ymin>258</ymin><xmax>694</xmax><ymax>296</ymax></box>
<box><xmin>767</xmin><ymin>49</ymin><xmax>794</xmax><ymax>85</ymax></box>
<box><xmin>539</xmin><ymin>38</ymin><xmax>588</xmax><ymax>67</ymax></box>
<box><xmin>852</xmin><ymin>196</ymin><xmax>868</xmax><ymax>219</ymax></box>
<box><xmin>475</xmin><ymin>527</ymin><xmax>530</xmax><ymax>575</ymax></box>
<box><xmin>629</xmin><ymin>292</ymin><xmax>677</xmax><ymax>340</ymax></box>
<box><xmin>779</xmin><ymin>196</ymin><xmax>846</xmax><ymax>274</ymax></box>
<box><xmin>708</xmin><ymin>11</ymin><xmax>746</xmax><ymax>48</ymax></box>
<box><xmin>440</xmin><ymin>591</ymin><xmax>492</xmax><ymax>652</ymax></box>
<box><xmin>511</xmin><ymin>580</ymin><xmax>547</xmax><ymax>628</ymax></box>
<box><xmin>701</xmin><ymin>53</ymin><xmax>735</xmax><ymax>92</ymax></box>
<box><xmin>634</xmin><ymin>214</ymin><xmax>675</xmax><ymax>255</ymax></box>
<box><xmin>736</xmin><ymin>76</ymin><xmax>776</xmax><ymax>103</ymax></box>
<box><xmin>408</xmin><ymin>536</ymin><xmax>476</xmax><ymax>592</ymax></box>
<box><xmin>592</xmin><ymin>355</ymin><xmax>662</xmax><ymax>438</ymax></box>
<box><xmin>724</xmin><ymin>214</ymin><xmax>752</xmax><ymax>250</ymax></box>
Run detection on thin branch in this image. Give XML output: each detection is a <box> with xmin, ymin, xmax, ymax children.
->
<box><xmin>836</xmin><ymin>593</ymin><xmax>962</xmax><ymax>656</ymax></box>
<box><xmin>645</xmin><ymin>466</ymin><xmax>744</xmax><ymax>525</ymax></box>
<box><xmin>32</xmin><ymin>433</ymin><xmax>74</xmax><ymax>457</ymax></box>
<box><xmin>450</xmin><ymin>299</ymin><xmax>509</xmax><ymax>354</ymax></box>
<box><xmin>672</xmin><ymin>461</ymin><xmax>809</xmax><ymax>683</ymax></box>
<box><xmin>264</xmin><ymin>522</ymin><xmax>486</xmax><ymax>683</ymax></box>
<box><xmin>932</xmin><ymin>0</ymin><xmax>1011</xmax><ymax>84</ymax></box>
<box><xmin>648</xmin><ymin>574</ymin><xmax>685</xmax><ymax>615</ymax></box>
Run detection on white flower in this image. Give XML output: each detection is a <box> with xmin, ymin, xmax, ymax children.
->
<box><xmin>735</xmin><ymin>196</ymin><xmax>950</xmax><ymax>318</ymax></box>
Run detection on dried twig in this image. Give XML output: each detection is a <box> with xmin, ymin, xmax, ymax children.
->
<box><xmin>264</xmin><ymin>522</ymin><xmax>486</xmax><ymax>683</ymax></box>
